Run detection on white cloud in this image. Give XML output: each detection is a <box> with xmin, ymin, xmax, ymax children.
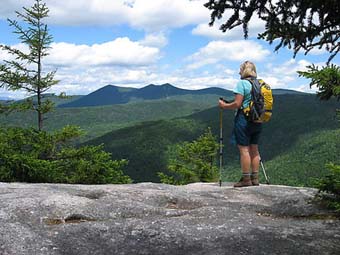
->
<box><xmin>137</xmin><ymin>71</ymin><xmax>239</xmax><ymax>91</ymax></box>
<box><xmin>47</xmin><ymin>0</ymin><xmax>131</xmax><ymax>26</ymax></box>
<box><xmin>1</xmin><ymin>38</ymin><xmax>162</xmax><ymax>98</ymax></box>
<box><xmin>308</xmin><ymin>46</ymin><xmax>329</xmax><ymax>56</ymax></box>
<box><xmin>45</xmin><ymin>38</ymin><xmax>160</xmax><ymax>67</ymax></box>
<box><xmin>127</xmin><ymin>0</ymin><xmax>208</xmax><ymax>31</ymax></box>
<box><xmin>266</xmin><ymin>59</ymin><xmax>311</xmax><ymax>77</ymax></box>
<box><xmin>0</xmin><ymin>0</ymin><xmax>30</xmax><ymax>19</ymax></box>
<box><xmin>261</xmin><ymin>59</ymin><xmax>318</xmax><ymax>92</ymax></box>
<box><xmin>140</xmin><ymin>32</ymin><xmax>168</xmax><ymax>48</ymax></box>
<box><xmin>186</xmin><ymin>40</ymin><xmax>271</xmax><ymax>69</ymax></box>
<box><xmin>192</xmin><ymin>16</ymin><xmax>265</xmax><ymax>40</ymax></box>
<box><xmin>0</xmin><ymin>88</ymin><xmax>28</xmax><ymax>100</ymax></box>
<box><xmin>0</xmin><ymin>0</ymin><xmax>209</xmax><ymax>32</ymax></box>
<box><xmin>0</xmin><ymin>43</ymin><xmax>30</xmax><ymax>62</ymax></box>
<box><xmin>50</xmin><ymin>65</ymin><xmax>163</xmax><ymax>95</ymax></box>
<box><xmin>178</xmin><ymin>76</ymin><xmax>239</xmax><ymax>91</ymax></box>
<box><xmin>0</xmin><ymin>47</ymin><xmax>11</xmax><ymax>63</ymax></box>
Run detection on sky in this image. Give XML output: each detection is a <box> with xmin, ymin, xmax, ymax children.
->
<box><xmin>0</xmin><ymin>0</ymin><xmax>339</xmax><ymax>99</ymax></box>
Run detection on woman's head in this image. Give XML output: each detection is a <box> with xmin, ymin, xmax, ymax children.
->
<box><xmin>239</xmin><ymin>61</ymin><xmax>257</xmax><ymax>79</ymax></box>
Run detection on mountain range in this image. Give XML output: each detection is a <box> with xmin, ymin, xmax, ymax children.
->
<box><xmin>2</xmin><ymin>82</ymin><xmax>336</xmax><ymax>187</ymax></box>
<box><xmin>58</xmin><ymin>83</ymin><xmax>306</xmax><ymax>108</ymax></box>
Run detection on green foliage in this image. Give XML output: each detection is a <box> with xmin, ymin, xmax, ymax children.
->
<box><xmin>204</xmin><ymin>0</ymin><xmax>340</xmax><ymax>63</ymax></box>
<box><xmin>298</xmin><ymin>63</ymin><xmax>340</xmax><ymax>210</ymax></box>
<box><xmin>315</xmin><ymin>163</ymin><xmax>340</xmax><ymax>212</ymax></box>
<box><xmin>0</xmin><ymin>126</ymin><xmax>131</xmax><ymax>184</ymax></box>
<box><xmin>86</xmin><ymin>118</ymin><xmax>205</xmax><ymax>182</ymax></box>
<box><xmin>159</xmin><ymin>128</ymin><xmax>219</xmax><ymax>185</ymax></box>
<box><xmin>86</xmin><ymin>94</ymin><xmax>339</xmax><ymax>184</ymax></box>
<box><xmin>262</xmin><ymin>129</ymin><xmax>340</xmax><ymax>186</ymax></box>
<box><xmin>0</xmin><ymin>98</ymin><xmax>216</xmax><ymax>142</ymax></box>
<box><xmin>55</xmin><ymin>146</ymin><xmax>130</xmax><ymax>184</ymax></box>
<box><xmin>222</xmin><ymin>129</ymin><xmax>340</xmax><ymax>187</ymax></box>
<box><xmin>298</xmin><ymin>64</ymin><xmax>340</xmax><ymax>101</ymax></box>
<box><xmin>0</xmin><ymin>0</ymin><xmax>58</xmax><ymax>130</ymax></box>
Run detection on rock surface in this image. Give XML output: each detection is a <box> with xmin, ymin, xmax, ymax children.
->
<box><xmin>0</xmin><ymin>182</ymin><xmax>339</xmax><ymax>255</ymax></box>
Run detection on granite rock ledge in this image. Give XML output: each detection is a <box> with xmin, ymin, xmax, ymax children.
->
<box><xmin>0</xmin><ymin>182</ymin><xmax>339</xmax><ymax>255</ymax></box>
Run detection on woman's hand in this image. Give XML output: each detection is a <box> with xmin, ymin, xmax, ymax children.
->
<box><xmin>219</xmin><ymin>94</ymin><xmax>243</xmax><ymax>109</ymax></box>
<box><xmin>219</xmin><ymin>99</ymin><xmax>228</xmax><ymax>109</ymax></box>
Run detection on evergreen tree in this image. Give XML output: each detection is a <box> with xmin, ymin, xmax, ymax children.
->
<box><xmin>0</xmin><ymin>126</ymin><xmax>132</xmax><ymax>184</ymax></box>
<box><xmin>158</xmin><ymin>128</ymin><xmax>219</xmax><ymax>185</ymax></box>
<box><xmin>315</xmin><ymin>163</ymin><xmax>340</xmax><ymax>212</ymax></box>
<box><xmin>298</xmin><ymin>64</ymin><xmax>340</xmax><ymax>102</ymax></box>
<box><xmin>0</xmin><ymin>0</ymin><xmax>58</xmax><ymax>131</ymax></box>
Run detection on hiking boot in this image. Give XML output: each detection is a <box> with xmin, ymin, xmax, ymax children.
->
<box><xmin>233</xmin><ymin>174</ymin><xmax>252</xmax><ymax>188</ymax></box>
<box><xmin>251</xmin><ymin>172</ymin><xmax>259</xmax><ymax>186</ymax></box>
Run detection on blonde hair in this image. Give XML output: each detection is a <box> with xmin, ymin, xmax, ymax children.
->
<box><xmin>239</xmin><ymin>61</ymin><xmax>257</xmax><ymax>79</ymax></box>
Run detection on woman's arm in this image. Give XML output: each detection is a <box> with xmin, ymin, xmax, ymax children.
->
<box><xmin>219</xmin><ymin>94</ymin><xmax>243</xmax><ymax>109</ymax></box>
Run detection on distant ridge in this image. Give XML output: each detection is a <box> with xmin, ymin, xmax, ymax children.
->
<box><xmin>58</xmin><ymin>83</ymin><xmax>308</xmax><ymax>108</ymax></box>
<box><xmin>272</xmin><ymin>88</ymin><xmax>307</xmax><ymax>95</ymax></box>
<box><xmin>59</xmin><ymin>85</ymin><xmax>135</xmax><ymax>107</ymax></box>
<box><xmin>58</xmin><ymin>83</ymin><xmax>234</xmax><ymax>108</ymax></box>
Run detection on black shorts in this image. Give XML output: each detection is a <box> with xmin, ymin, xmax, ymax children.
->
<box><xmin>231</xmin><ymin>111</ymin><xmax>262</xmax><ymax>146</ymax></box>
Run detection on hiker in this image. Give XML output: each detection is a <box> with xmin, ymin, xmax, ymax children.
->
<box><xmin>219</xmin><ymin>61</ymin><xmax>262</xmax><ymax>187</ymax></box>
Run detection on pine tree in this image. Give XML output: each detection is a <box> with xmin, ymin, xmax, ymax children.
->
<box><xmin>158</xmin><ymin>128</ymin><xmax>219</xmax><ymax>185</ymax></box>
<box><xmin>298</xmin><ymin>64</ymin><xmax>340</xmax><ymax>101</ymax></box>
<box><xmin>0</xmin><ymin>0</ymin><xmax>58</xmax><ymax>131</ymax></box>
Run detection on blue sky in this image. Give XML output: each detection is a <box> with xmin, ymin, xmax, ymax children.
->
<box><xmin>0</xmin><ymin>0</ymin><xmax>339</xmax><ymax>99</ymax></box>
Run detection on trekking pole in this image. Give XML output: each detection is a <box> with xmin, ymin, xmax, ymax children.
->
<box><xmin>219</xmin><ymin>107</ymin><xmax>223</xmax><ymax>187</ymax></box>
<box><xmin>259</xmin><ymin>157</ymin><xmax>270</xmax><ymax>184</ymax></box>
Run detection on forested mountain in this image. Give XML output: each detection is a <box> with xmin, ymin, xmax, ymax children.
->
<box><xmin>0</xmin><ymin>99</ymin><xmax>215</xmax><ymax>141</ymax></box>
<box><xmin>85</xmin><ymin>94</ymin><xmax>339</xmax><ymax>185</ymax></box>
<box><xmin>57</xmin><ymin>83</ymin><xmax>303</xmax><ymax>108</ymax></box>
<box><xmin>58</xmin><ymin>83</ymin><xmax>235</xmax><ymax>107</ymax></box>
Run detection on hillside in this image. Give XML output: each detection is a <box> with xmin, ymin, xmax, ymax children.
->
<box><xmin>0</xmin><ymin>99</ymin><xmax>215</xmax><ymax>141</ymax></box>
<box><xmin>265</xmin><ymin>129</ymin><xmax>340</xmax><ymax>186</ymax></box>
<box><xmin>85</xmin><ymin>94</ymin><xmax>340</xmax><ymax>184</ymax></box>
<box><xmin>58</xmin><ymin>83</ymin><xmax>235</xmax><ymax>107</ymax></box>
<box><xmin>85</xmin><ymin>118</ymin><xmax>206</xmax><ymax>181</ymax></box>
<box><xmin>222</xmin><ymin>128</ymin><xmax>340</xmax><ymax>186</ymax></box>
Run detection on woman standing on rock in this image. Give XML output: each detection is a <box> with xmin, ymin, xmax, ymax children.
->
<box><xmin>218</xmin><ymin>61</ymin><xmax>262</xmax><ymax>187</ymax></box>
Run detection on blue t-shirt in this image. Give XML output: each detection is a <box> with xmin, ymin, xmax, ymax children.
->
<box><xmin>233</xmin><ymin>80</ymin><xmax>252</xmax><ymax>109</ymax></box>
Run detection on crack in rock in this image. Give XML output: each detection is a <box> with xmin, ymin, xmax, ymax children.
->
<box><xmin>45</xmin><ymin>214</ymin><xmax>97</xmax><ymax>225</ymax></box>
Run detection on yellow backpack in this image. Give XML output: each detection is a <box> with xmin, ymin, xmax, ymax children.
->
<box><xmin>242</xmin><ymin>78</ymin><xmax>273</xmax><ymax>123</ymax></box>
